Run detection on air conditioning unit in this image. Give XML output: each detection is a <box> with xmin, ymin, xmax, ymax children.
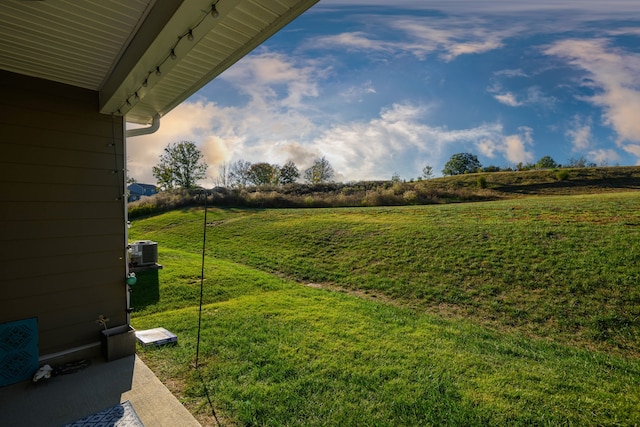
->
<box><xmin>130</xmin><ymin>240</ymin><xmax>158</xmax><ymax>266</ymax></box>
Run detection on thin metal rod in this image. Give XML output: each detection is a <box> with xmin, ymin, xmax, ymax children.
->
<box><xmin>195</xmin><ymin>191</ymin><xmax>208</xmax><ymax>369</ymax></box>
<box><xmin>195</xmin><ymin>191</ymin><xmax>221</xmax><ymax>424</ymax></box>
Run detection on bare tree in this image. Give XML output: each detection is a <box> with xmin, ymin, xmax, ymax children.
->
<box><xmin>213</xmin><ymin>162</ymin><xmax>231</xmax><ymax>187</ymax></box>
<box><xmin>567</xmin><ymin>156</ymin><xmax>596</xmax><ymax>168</ymax></box>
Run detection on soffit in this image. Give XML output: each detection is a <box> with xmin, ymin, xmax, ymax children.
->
<box><xmin>0</xmin><ymin>0</ymin><xmax>155</xmax><ymax>91</ymax></box>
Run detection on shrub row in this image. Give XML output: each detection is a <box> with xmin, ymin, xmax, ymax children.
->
<box><xmin>128</xmin><ymin>180</ymin><xmax>500</xmax><ymax>218</ymax></box>
<box><xmin>128</xmin><ymin>166</ymin><xmax>640</xmax><ymax>218</ymax></box>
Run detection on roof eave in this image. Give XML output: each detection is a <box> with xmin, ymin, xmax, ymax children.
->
<box><xmin>99</xmin><ymin>0</ymin><xmax>319</xmax><ymax>126</ymax></box>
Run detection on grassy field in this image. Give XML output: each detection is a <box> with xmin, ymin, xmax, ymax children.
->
<box><xmin>130</xmin><ymin>192</ymin><xmax>640</xmax><ymax>426</ymax></box>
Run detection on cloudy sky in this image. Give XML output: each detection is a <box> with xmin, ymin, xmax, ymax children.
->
<box><xmin>127</xmin><ymin>0</ymin><xmax>640</xmax><ymax>184</ymax></box>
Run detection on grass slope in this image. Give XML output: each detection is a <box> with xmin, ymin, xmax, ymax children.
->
<box><xmin>130</xmin><ymin>192</ymin><xmax>640</xmax><ymax>426</ymax></box>
<box><xmin>434</xmin><ymin>166</ymin><xmax>640</xmax><ymax>196</ymax></box>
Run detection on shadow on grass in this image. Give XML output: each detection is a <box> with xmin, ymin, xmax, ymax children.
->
<box><xmin>130</xmin><ymin>269</ymin><xmax>160</xmax><ymax>311</ymax></box>
<box><xmin>494</xmin><ymin>177</ymin><xmax>640</xmax><ymax>195</ymax></box>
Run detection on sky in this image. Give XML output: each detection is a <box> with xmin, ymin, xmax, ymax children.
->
<box><xmin>127</xmin><ymin>0</ymin><xmax>640</xmax><ymax>185</ymax></box>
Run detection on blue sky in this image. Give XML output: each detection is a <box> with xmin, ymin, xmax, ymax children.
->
<box><xmin>127</xmin><ymin>0</ymin><xmax>640</xmax><ymax>184</ymax></box>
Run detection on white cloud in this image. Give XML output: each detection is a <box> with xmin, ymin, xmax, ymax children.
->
<box><xmin>219</xmin><ymin>49</ymin><xmax>326</xmax><ymax>109</ymax></box>
<box><xmin>128</xmin><ymin>94</ymin><xmax>530</xmax><ymax>184</ymax></box>
<box><xmin>310</xmin><ymin>103</ymin><xmax>505</xmax><ymax>180</ymax></box>
<box><xmin>440</xmin><ymin>38</ymin><xmax>504</xmax><ymax>62</ymax></box>
<box><xmin>589</xmin><ymin>148</ymin><xmax>620</xmax><ymax>165</ymax></box>
<box><xmin>474</xmin><ymin>126</ymin><xmax>534</xmax><ymax>165</ymax></box>
<box><xmin>310</xmin><ymin>103</ymin><xmax>433</xmax><ymax>180</ymax></box>
<box><xmin>493</xmin><ymin>92</ymin><xmax>523</xmax><ymax>107</ymax></box>
<box><xmin>393</xmin><ymin>18</ymin><xmax>513</xmax><ymax>62</ymax></box>
<box><xmin>342</xmin><ymin>80</ymin><xmax>376</xmax><ymax>103</ymax></box>
<box><xmin>504</xmin><ymin>127</ymin><xmax>535</xmax><ymax>164</ymax></box>
<box><xmin>313</xmin><ymin>32</ymin><xmax>392</xmax><ymax>54</ymax></box>
<box><xmin>606</xmin><ymin>27</ymin><xmax>640</xmax><ymax>37</ymax></box>
<box><xmin>488</xmin><ymin>82</ymin><xmax>556</xmax><ymax>108</ymax></box>
<box><xmin>544</xmin><ymin>38</ymin><xmax>640</xmax><ymax>163</ymax></box>
<box><xmin>565</xmin><ymin>115</ymin><xmax>593</xmax><ymax>151</ymax></box>
<box><xmin>311</xmin><ymin>0</ymin><xmax>640</xmax><ymax>69</ymax></box>
<box><xmin>494</xmin><ymin>69</ymin><xmax>529</xmax><ymax>78</ymax></box>
<box><xmin>308</xmin><ymin>15</ymin><xmax>515</xmax><ymax>63</ymax></box>
<box><xmin>623</xmin><ymin>144</ymin><xmax>640</xmax><ymax>160</ymax></box>
<box><xmin>316</xmin><ymin>1</ymin><xmax>640</xmax><ymax>14</ymax></box>
<box><xmin>476</xmin><ymin>138</ymin><xmax>499</xmax><ymax>158</ymax></box>
<box><xmin>524</xmin><ymin>87</ymin><xmax>557</xmax><ymax>109</ymax></box>
<box><xmin>129</xmin><ymin>87</ymin><xmax>537</xmax><ymax>183</ymax></box>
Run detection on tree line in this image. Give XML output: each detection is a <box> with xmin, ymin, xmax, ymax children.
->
<box><xmin>150</xmin><ymin>141</ymin><xmax>336</xmax><ymax>190</ymax></box>
<box><xmin>147</xmin><ymin>141</ymin><xmax>607</xmax><ymax>190</ymax></box>
<box><xmin>214</xmin><ymin>156</ymin><xmax>335</xmax><ymax>188</ymax></box>
<box><xmin>441</xmin><ymin>152</ymin><xmax>602</xmax><ymax>176</ymax></box>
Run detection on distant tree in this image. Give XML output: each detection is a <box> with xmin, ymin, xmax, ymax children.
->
<box><xmin>248</xmin><ymin>162</ymin><xmax>280</xmax><ymax>186</ymax></box>
<box><xmin>152</xmin><ymin>141</ymin><xmax>207</xmax><ymax>190</ymax></box>
<box><xmin>304</xmin><ymin>156</ymin><xmax>335</xmax><ymax>184</ymax></box>
<box><xmin>482</xmin><ymin>165</ymin><xmax>501</xmax><ymax>172</ymax></box>
<box><xmin>125</xmin><ymin>160</ymin><xmax>136</xmax><ymax>184</ymax></box>
<box><xmin>535</xmin><ymin>155</ymin><xmax>558</xmax><ymax>169</ymax></box>
<box><xmin>516</xmin><ymin>162</ymin><xmax>535</xmax><ymax>171</ymax></box>
<box><xmin>152</xmin><ymin>165</ymin><xmax>174</xmax><ymax>190</ymax></box>
<box><xmin>442</xmin><ymin>153</ymin><xmax>482</xmax><ymax>176</ymax></box>
<box><xmin>228</xmin><ymin>159</ymin><xmax>252</xmax><ymax>187</ymax></box>
<box><xmin>279</xmin><ymin>160</ymin><xmax>300</xmax><ymax>184</ymax></box>
<box><xmin>421</xmin><ymin>165</ymin><xmax>434</xmax><ymax>179</ymax></box>
<box><xmin>213</xmin><ymin>161</ymin><xmax>230</xmax><ymax>187</ymax></box>
<box><xmin>391</xmin><ymin>172</ymin><xmax>401</xmax><ymax>183</ymax></box>
<box><xmin>125</xmin><ymin>172</ymin><xmax>137</xmax><ymax>201</ymax></box>
<box><xmin>567</xmin><ymin>156</ymin><xmax>596</xmax><ymax>168</ymax></box>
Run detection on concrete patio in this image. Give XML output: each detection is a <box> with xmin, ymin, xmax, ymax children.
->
<box><xmin>0</xmin><ymin>355</ymin><xmax>201</xmax><ymax>427</ymax></box>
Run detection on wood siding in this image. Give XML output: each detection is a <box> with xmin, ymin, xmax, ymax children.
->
<box><xmin>0</xmin><ymin>70</ymin><xmax>128</xmax><ymax>357</ymax></box>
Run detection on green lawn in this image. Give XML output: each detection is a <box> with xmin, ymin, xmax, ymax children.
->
<box><xmin>130</xmin><ymin>192</ymin><xmax>640</xmax><ymax>426</ymax></box>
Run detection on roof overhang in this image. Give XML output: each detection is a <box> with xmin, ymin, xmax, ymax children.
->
<box><xmin>0</xmin><ymin>0</ymin><xmax>318</xmax><ymax>125</ymax></box>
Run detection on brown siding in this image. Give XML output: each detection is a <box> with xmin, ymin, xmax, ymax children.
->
<box><xmin>0</xmin><ymin>70</ymin><xmax>128</xmax><ymax>357</ymax></box>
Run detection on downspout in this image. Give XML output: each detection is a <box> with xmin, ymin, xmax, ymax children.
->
<box><xmin>126</xmin><ymin>114</ymin><xmax>160</xmax><ymax>137</ymax></box>
<box><xmin>124</xmin><ymin>114</ymin><xmax>160</xmax><ymax>326</ymax></box>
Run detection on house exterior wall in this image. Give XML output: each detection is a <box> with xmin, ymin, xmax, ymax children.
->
<box><xmin>0</xmin><ymin>70</ymin><xmax>128</xmax><ymax>360</ymax></box>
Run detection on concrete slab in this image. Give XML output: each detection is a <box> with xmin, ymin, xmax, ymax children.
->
<box><xmin>122</xmin><ymin>356</ymin><xmax>201</xmax><ymax>426</ymax></box>
<box><xmin>0</xmin><ymin>355</ymin><xmax>201</xmax><ymax>427</ymax></box>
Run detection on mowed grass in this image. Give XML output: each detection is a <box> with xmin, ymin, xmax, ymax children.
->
<box><xmin>130</xmin><ymin>192</ymin><xmax>640</xmax><ymax>425</ymax></box>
